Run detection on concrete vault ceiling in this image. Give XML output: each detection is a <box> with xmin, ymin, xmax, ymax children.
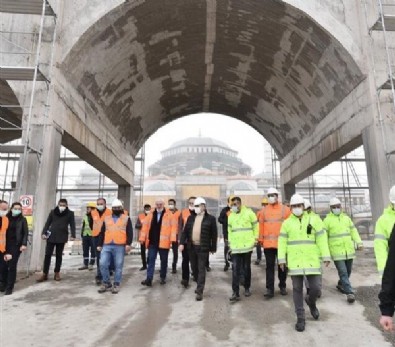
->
<box><xmin>62</xmin><ymin>0</ymin><xmax>365</xmax><ymax>158</ymax></box>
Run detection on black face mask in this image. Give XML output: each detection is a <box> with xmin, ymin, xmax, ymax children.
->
<box><xmin>112</xmin><ymin>209</ymin><xmax>123</xmax><ymax>216</ymax></box>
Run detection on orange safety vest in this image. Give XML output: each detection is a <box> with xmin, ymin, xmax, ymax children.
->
<box><xmin>259</xmin><ymin>203</ymin><xmax>291</xmax><ymax>249</ymax></box>
<box><xmin>181</xmin><ymin>209</ymin><xmax>191</xmax><ymax>227</ymax></box>
<box><xmin>137</xmin><ymin>212</ymin><xmax>147</xmax><ymax>239</ymax></box>
<box><xmin>103</xmin><ymin>214</ymin><xmax>129</xmax><ymax>245</ymax></box>
<box><xmin>139</xmin><ymin>210</ymin><xmax>177</xmax><ymax>249</ymax></box>
<box><xmin>91</xmin><ymin>208</ymin><xmax>112</xmax><ymax>237</ymax></box>
<box><xmin>0</xmin><ymin>216</ymin><xmax>9</xmax><ymax>253</ymax></box>
<box><xmin>171</xmin><ymin>209</ymin><xmax>181</xmax><ymax>235</ymax></box>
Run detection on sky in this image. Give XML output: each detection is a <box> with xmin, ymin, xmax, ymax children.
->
<box><xmin>143</xmin><ymin>113</ymin><xmax>269</xmax><ymax>175</ymax></box>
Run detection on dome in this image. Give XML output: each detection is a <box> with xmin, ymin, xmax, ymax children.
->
<box><xmin>168</xmin><ymin>137</ymin><xmax>232</xmax><ymax>150</ymax></box>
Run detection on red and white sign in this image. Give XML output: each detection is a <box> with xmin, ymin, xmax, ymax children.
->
<box><xmin>20</xmin><ymin>195</ymin><xmax>34</xmax><ymax>216</ymax></box>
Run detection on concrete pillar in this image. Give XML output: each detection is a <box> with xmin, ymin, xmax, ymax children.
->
<box><xmin>118</xmin><ymin>184</ymin><xmax>133</xmax><ymax>214</ymax></box>
<box><xmin>363</xmin><ymin>121</ymin><xmax>395</xmax><ymax>222</ymax></box>
<box><xmin>281</xmin><ymin>183</ymin><xmax>296</xmax><ymax>203</ymax></box>
<box><xmin>17</xmin><ymin>124</ymin><xmax>62</xmax><ymax>271</ymax></box>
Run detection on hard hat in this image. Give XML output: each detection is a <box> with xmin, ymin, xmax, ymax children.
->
<box><xmin>329</xmin><ymin>197</ymin><xmax>341</xmax><ymax>206</ymax></box>
<box><xmin>267</xmin><ymin>187</ymin><xmax>279</xmax><ymax>195</ymax></box>
<box><xmin>111</xmin><ymin>199</ymin><xmax>123</xmax><ymax>208</ymax></box>
<box><xmin>194</xmin><ymin>197</ymin><xmax>206</xmax><ymax>205</ymax></box>
<box><xmin>304</xmin><ymin>199</ymin><xmax>311</xmax><ymax>209</ymax></box>
<box><xmin>86</xmin><ymin>201</ymin><xmax>96</xmax><ymax>208</ymax></box>
<box><xmin>390</xmin><ymin>185</ymin><xmax>395</xmax><ymax>204</ymax></box>
<box><xmin>261</xmin><ymin>197</ymin><xmax>269</xmax><ymax>204</ymax></box>
<box><xmin>290</xmin><ymin>194</ymin><xmax>305</xmax><ymax>206</ymax></box>
<box><xmin>228</xmin><ymin>195</ymin><xmax>235</xmax><ymax>202</ymax></box>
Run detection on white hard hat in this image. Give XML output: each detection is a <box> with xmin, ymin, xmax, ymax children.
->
<box><xmin>194</xmin><ymin>197</ymin><xmax>206</xmax><ymax>205</ymax></box>
<box><xmin>267</xmin><ymin>187</ymin><xmax>279</xmax><ymax>195</ymax></box>
<box><xmin>111</xmin><ymin>199</ymin><xmax>123</xmax><ymax>208</ymax></box>
<box><xmin>329</xmin><ymin>197</ymin><xmax>341</xmax><ymax>206</ymax></box>
<box><xmin>304</xmin><ymin>199</ymin><xmax>312</xmax><ymax>209</ymax></box>
<box><xmin>290</xmin><ymin>194</ymin><xmax>305</xmax><ymax>206</ymax></box>
<box><xmin>390</xmin><ymin>185</ymin><xmax>395</xmax><ymax>204</ymax></box>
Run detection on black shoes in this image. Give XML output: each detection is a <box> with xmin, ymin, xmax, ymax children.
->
<box><xmin>181</xmin><ymin>279</ymin><xmax>189</xmax><ymax>288</ymax></box>
<box><xmin>98</xmin><ymin>283</ymin><xmax>112</xmax><ymax>293</ymax></box>
<box><xmin>4</xmin><ymin>288</ymin><xmax>12</xmax><ymax>296</ymax></box>
<box><xmin>245</xmin><ymin>289</ymin><xmax>251</xmax><ymax>297</ymax></box>
<box><xmin>95</xmin><ymin>277</ymin><xmax>102</xmax><ymax>286</ymax></box>
<box><xmin>254</xmin><ymin>259</ymin><xmax>261</xmax><ymax>265</ymax></box>
<box><xmin>280</xmin><ymin>288</ymin><xmax>288</xmax><ymax>296</ymax></box>
<box><xmin>229</xmin><ymin>292</ymin><xmax>241</xmax><ymax>302</ymax></box>
<box><xmin>264</xmin><ymin>289</ymin><xmax>274</xmax><ymax>299</ymax></box>
<box><xmin>295</xmin><ymin>318</ymin><xmax>305</xmax><ymax>332</ymax></box>
<box><xmin>224</xmin><ymin>263</ymin><xmax>229</xmax><ymax>272</ymax></box>
<box><xmin>78</xmin><ymin>265</ymin><xmax>88</xmax><ymax>270</ymax></box>
<box><xmin>196</xmin><ymin>293</ymin><xmax>203</xmax><ymax>301</ymax></box>
<box><xmin>305</xmin><ymin>297</ymin><xmax>320</xmax><ymax>320</ymax></box>
<box><xmin>347</xmin><ymin>293</ymin><xmax>356</xmax><ymax>303</ymax></box>
<box><xmin>139</xmin><ymin>266</ymin><xmax>147</xmax><ymax>271</ymax></box>
<box><xmin>141</xmin><ymin>279</ymin><xmax>152</xmax><ymax>287</ymax></box>
<box><xmin>336</xmin><ymin>284</ymin><xmax>345</xmax><ymax>293</ymax></box>
<box><xmin>160</xmin><ymin>278</ymin><xmax>166</xmax><ymax>285</ymax></box>
<box><xmin>172</xmin><ymin>265</ymin><xmax>177</xmax><ymax>274</ymax></box>
<box><xmin>206</xmin><ymin>266</ymin><xmax>211</xmax><ymax>272</ymax></box>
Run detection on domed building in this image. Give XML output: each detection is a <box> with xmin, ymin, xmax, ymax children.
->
<box><xmin>148</xmin><ymin>137</ymin><xmax>251</xmax><ymax>177</ymax></box>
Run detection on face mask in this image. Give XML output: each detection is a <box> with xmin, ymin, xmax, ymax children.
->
<box><xmin>58</xmin><ymin>206</ymin><xmax>66</xmax><ymax>213</ymax></box>
<box><xmin>268</xmin><ymin>196</ymin><xmax>277</xmax><ymax>204</ymax></box>
<box><xmin>113</xmin><ymin>209</ymin><xmax>123</xmax><ymax>216</ymax></box>
<box><xmin>231</xmin><ymin>206</ymin><xmax>238</xmax><ymax>213</ymax></box>
<box><xmin>144</xmin><ymin>209</ymin><xmax>151</xmax><ymax>214</ymax></box>
<box><xmin>0</xmin><ymin>210</ymin><xmax>7</xmax><ymax>217</ymax></box>
<box><xmin>194</xmin><ymin>207</ymin><xmax>201</xmax><ymax>214</ymax></box>
<box><xmin>97</xmin><ymin>205</ymin><xmax>105</xmax><ymax>212</ymax></box>
<box><xmin>169</xmin><ymin>205</ymin><xmax>175</xmax><ymax>210</ymax></box>
<box><xmin>332</xmin><ymin>208</ymin><xmax>341</xmax><ymax>216</ymax></box>
<box><xmin>12</xmin><ymin>209</ymin><xmax>22</xmax><ymax>217</ymax></box>
<box><xmin>292</xmin><ymin>208</ymin><xmax>303</xmax><ymax>217</ymax></box>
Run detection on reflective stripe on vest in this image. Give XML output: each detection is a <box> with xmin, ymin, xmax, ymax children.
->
<box><xmin>104</xmin><ymin>215</ymin><xmax>128</xmax><ymax>245</ymax></box>
<box><xmin>315</xmin><ymin>229</ymin><xmax>325</xmax><ymax>237</ymax></box>
<box><xmin>0</xmin><ymin>216</ymin><xmax>9</xmax><ymax>253</ymax></box>
<box><xmin>232</xmin><ymin>227</ymin><xmax>253</xmax><ymax>232</ymax></box>
<box><xmin>263</xmin><ymin>235</ymin><xmax>278</xmax><ymax>240</ymax></box>
<box><xmin>328</xmin><ymin>232</ymin><xmax>350</xmax><ymax>239</ymax></box>
<box><xmin>374</xmin><ymin>234</ymin><xmax>387</xmax><ymax>240</ymax></box>
<box><xmin>288</xmin><ymin>268</ymin><xmax>322</xmax><ymax>275</ymax></box>
<box><xmin>287</xmin><ymin>240</ymin><xmax>316</xmax><ymax>246</ymax></box>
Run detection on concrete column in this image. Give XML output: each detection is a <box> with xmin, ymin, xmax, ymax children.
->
<box><xmin>17</xmin><ymin>124</ymin><xmax>62</xmax><ymax>271</ymax></box>
<box><xmin>363</xmin><ymin>121</ymin><xmax>395</xmax><ymax>222</ymax></box>
<box><xmin>281</xmin><ymin>183</ymin><xmax>295</xmax><ymax>203</ymax></box>
<box><xmin>118</xmin><ymin>184</ymin><xmax>133</xmax><ymax>214</ymax></box>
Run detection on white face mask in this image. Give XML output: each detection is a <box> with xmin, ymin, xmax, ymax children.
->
<box><xmin>292</xmin><ymin>208</ymin><xmax>303</xmax><ymax>217</ymax></box>
<box><xmin>194</xmin><ymin>207</ymin><xmax>201</xmax><ymax>215</ymax></box>
<box><xmin>58</xmin><ymin>206</ymin><xmax>66</xmax><ymax>213</ymax></box>
<box><xmin>144</xmin><ymin>209</ymin><xmax>151</xmax><ymax>214</ymax></box>
<box><xmin>268</xmin><ymin>196</ymin><xmax>277</xmax><ymax>204</ymax></box>
<box><xmin>231</xmin><ymin>206</ymin><xmax>238</xmax><ymax>213</ymax></box>
<box><xmin>0</xmin><ymin>210</ymin><xmax>7</xmax><ymax>217</ymax></box>
<box><xmin>97</xmin><ymin>205</ymin><xmax>105</xmax><ymax>212</ymax></box>
<box><xmin>169</xmin><ymin>204</ymin><xmax>175</xmax><ymax>210</ymax></box>
<box><xmin>332</xmin><ymin>208</ymin><xmax>341</xmax><ymax>216</ymax></box>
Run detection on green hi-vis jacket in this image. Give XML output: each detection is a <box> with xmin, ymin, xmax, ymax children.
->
<box><xmin>278</xmin><ymin>212</ymin><xmax>330</xmax><ymax>276</ymax></box>
<box><xmin>374</xmin><ymin>206</ymin><xmax>395</xmax><ymax>276</ymax></box>
<box><xmin>323</xmin><ymin>212</ymin><xmax>362</xmax><ymax>261</ymax></box>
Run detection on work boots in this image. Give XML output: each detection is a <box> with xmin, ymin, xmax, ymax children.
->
<box><xmin>295</xmin><ymin>318</ymin><xmax>305</xmax><ymax>332</ymax></box>
<box><xmin>54</xmin><ymin>272</ymin><xmax>61</xmax><ymax>281</ymax></box>
<box><xmin>36</xmin><ymin>273</ymin><xmax>48</xmax><ymax>283</ymax></box>
<box><xmin>305</xmin><ymin>296</ymin><xmax>320</xmax><ymax>320</ymax></box>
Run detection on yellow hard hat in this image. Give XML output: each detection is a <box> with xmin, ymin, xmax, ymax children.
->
<box><xmin>261</xmin><ymin>197</ymin><xmax>269</xmax><ymax>204</ymax></box>
<box><xmin>228</xmin><ymin>195</ymin><xmax>235</xmax><ymax>203</ymax></box>
<box><xmin>87</xmin><ymin>201</ymin><xmax>96</xmax><ymax>208</ymax></box>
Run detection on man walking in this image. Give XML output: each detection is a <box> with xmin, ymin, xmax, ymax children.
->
<box><xmin>324</xmin><ymin>197</ymin><xmax>363</xmax><ymax>303</ymax></box>
<box><xmin>78</xmin><ymin>202</ymin><xmax>97</xmax><ymax>271</ymax></box>
<box><xmin>140</xmin><ymin>198</ymin><xmax>177</xmax><ymax>286</ymax></box>
<box><xmin>218</xmin><ymin>196</ymin><xmax>233</xmax><ymax>272</ymax></box>
<box><xmin>278</xmin><ymin>194</ymin><xmax>331</xmax><ymax>332</ymax></box>
<box><xmin>168</xmin><ymin>199</ymin><xmax>181</xmax><ymax>274</ymax></box>
<box><xmin>135</xmin><ymin>204</ymin><xmax>151</xmax><ymax>271</ymax></box>
<box><xmin>180</xmin><ymin>197</ymin><xmax>217</xmax><ymax>301</ymax></box>
<box><xmin>37</xmin><ymin>199</ymin><xmax>76</xmax><ymax>282</ymax></box>
<box><xmin>97</xmin><ymin>199</ymin><xmax>133</xmax><ymax>294</ymax></box>
<box><xmin>258</xmin><ymin>187</ymin><xmax>291</xmax><ymax>298</ymax></box>
<box><xmin>228</xmin><ymin>197</ymin><xmax>258</xmax><ymax>301</ymax></box>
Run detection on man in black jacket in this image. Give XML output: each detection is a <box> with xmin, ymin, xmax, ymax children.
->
<box><xmin>218</xmin><ymin>196</ymin><xmax>233</xmax><ymax>272</ymax></box>
<box><xmin>37</xmin><ymin>199</ymin><xmax>76</xmax><ymax>282</ymax></box>
<box><xmin>180</xmin><ymin>197</ymin><xmax>217</xmax><ymax>301</ymax></box>
<box><xmin>379</xmin><ymin>224</ymin><xmax>395</xmax><ymax>331</ymax></box>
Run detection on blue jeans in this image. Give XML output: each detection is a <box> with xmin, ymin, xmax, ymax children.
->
<box><xmin>334</xmin><ymin>259</ymin><xmax>354</xmax><ymax>294</ymax></box>
<box><xmin>93</xmin><ymin>237</ymin><xmax>114</xmax><ymax>280</ymax></box>
<box><xmin>146</xmin><ymin>246</ymin><xmax>169</xmax><ymax>281</ymax></box>
<box><xmin>100</xmin><ymin>244</ymin><xmax>125</xmax><ymax>285</ymax></box>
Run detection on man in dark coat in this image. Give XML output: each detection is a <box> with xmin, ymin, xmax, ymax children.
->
<box><xmin>37</xmin><ymin>199</ymin><xmax>76</xmax><ymax>282</ymax></box>
<box><xmin>180</xmin><ymin>197</ymin><xmax>217</xmax><ymax>301</ymax></box>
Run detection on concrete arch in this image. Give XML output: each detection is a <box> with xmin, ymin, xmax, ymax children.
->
<box><xmin>60</xmin><ymin>0</ymin><xmax>365</xmax><ymax>159</ymax></box>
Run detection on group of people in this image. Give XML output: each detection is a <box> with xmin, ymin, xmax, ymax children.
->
<box><xmin>0</xmin><ymin>185</ymin><xmax>395</xmax><ymax>333</ymax></box>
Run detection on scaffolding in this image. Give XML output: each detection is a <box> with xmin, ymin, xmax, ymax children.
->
<box><xmin>0</xmin><ymin>0</ymin><xmax>57</xmax><ymax>198</ymax></box>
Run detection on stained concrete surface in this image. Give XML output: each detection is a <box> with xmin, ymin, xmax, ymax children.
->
<box><xmin>0</xmin><ymin>244</ymin><xmax>393</xmax><ymax>347</ymax></box>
